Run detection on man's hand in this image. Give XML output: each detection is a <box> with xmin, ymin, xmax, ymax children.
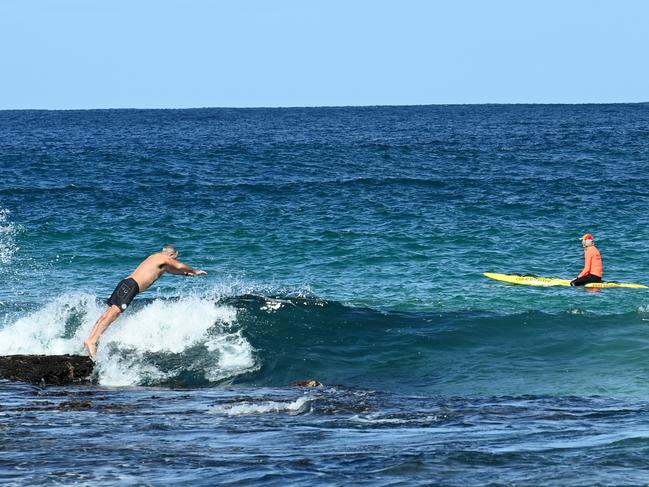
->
<box><xmin>189</xmin><ymin>269</ymin><xmax>208</xmax><ymax>276</ymax></box>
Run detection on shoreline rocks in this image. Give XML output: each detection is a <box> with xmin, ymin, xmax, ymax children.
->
<box><xmin>0</xmin><ymin>354</ymin><xmax>94</xmax><ymax>385</ymax></box>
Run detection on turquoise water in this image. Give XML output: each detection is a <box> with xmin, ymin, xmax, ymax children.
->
<box><xmin>2</xmin><ymin>105</ymin><xmax>649</xmax><ymax>485</ymax></box>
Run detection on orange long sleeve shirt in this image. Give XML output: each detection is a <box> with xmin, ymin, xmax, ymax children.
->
<box><xmin>578</xmin><ymin>245</ymin><xmax>603</xmax><ymax>278</ymax></box>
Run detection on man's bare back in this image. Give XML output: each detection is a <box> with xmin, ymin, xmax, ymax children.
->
<box><xmin>130</xmin><ymin>252</ymin><xmax>207</xmax><ymax>292</ymax></box>
<box><xmin>84</xmin><ymin>245</ymin><xmax>207</xmax><ymax>359</ymax></box>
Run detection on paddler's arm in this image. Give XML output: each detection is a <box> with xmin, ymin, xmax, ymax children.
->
<box><xmin>576</xmin><ymin>247</ymin><xmax>593</xmax><ymax>278</ymax></box>
<box><xmin>165</xmin><ymin>257</ymin><xmax>208</xmax><ymax>276</ymax></box>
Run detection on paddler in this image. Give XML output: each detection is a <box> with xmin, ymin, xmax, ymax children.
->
<box><xmin>570</xmin><ymin>233</ymin><xmax>603</xmax><ymax>286</ymax></box>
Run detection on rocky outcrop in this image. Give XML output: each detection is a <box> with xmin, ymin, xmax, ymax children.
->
<box><xmin>0</xmin><ymin>354</ymin><xmax>94</xmax><ymax>385</ymax></box>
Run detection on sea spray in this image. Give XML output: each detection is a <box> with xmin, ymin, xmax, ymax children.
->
<box><xmin>0</xmin><ymin>208</ymin><xmax>19</xmax><ymax>265</ymax></box>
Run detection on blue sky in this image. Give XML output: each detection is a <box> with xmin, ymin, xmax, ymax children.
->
<box><xmin>1</xmin><ymin>0</ymin><xmax>647</xmax><ymax>109</ymax></box>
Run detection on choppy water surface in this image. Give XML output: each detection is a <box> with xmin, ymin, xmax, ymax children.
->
<box><xmin>2</xmin><ymin>104</ymin><xmax>649</xmax><ymax>485</ymax></box>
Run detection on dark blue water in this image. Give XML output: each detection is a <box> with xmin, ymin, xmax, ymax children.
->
<box><xmin>2</xmin><ymin>105</ymin><xmax>649</xmax><ymax>485</ymax></box>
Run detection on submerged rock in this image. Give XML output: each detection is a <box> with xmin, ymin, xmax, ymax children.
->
<box><xmin>0</xmin><ymin>354</ymin><xmax>94</xmax><ymax>385</ymax></box>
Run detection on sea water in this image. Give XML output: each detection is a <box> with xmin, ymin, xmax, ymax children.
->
<box><xmin>2</xmin><ymin>105</ymin><xmax>649</xmax><ymax>485</ymax></box>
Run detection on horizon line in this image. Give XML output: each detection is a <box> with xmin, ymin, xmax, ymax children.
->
<box><xmin>1</xmin><ymin>101</ymin><xmax>648</xmax><ymax>112</ymax></box>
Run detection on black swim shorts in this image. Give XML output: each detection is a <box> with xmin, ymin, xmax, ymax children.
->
<box><xmin>570</xmin><ymin>274</ymin><xmax>603</xmax><ymax>287</ymax></box>
<box><xmin>106</xmin><ymin>277</ymin><xmax>140</xmax><ymax>311</ymax></box>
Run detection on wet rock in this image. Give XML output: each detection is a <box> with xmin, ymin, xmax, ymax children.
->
<box><xmin>0</xmin><ymin>354</ymin><xmax>94</xmax><ymax>385</ymax></box>
<box><xmin>59</xmin><ymin>400</ymin><xmax>93</xmax><ymax>410</ymax></box>
<box><xmin>291</xmin><ymin>379</ymin><xmax>323</xmax><ymax>387</ymax></box>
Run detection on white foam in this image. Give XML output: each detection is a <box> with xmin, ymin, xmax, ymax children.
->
<box><xmin>208</xmin><ymin>395</ymin><xmax>313</xmax><ymax>416</ymax></box>
<box><xmin>0</xmin><ymin>293</ymin><xmax>259</xmax><ymax>387</ymax></box>
<box><xmin>101</xmin><ymin>297</ymin><xmax>235</xmax><ymax>354</ymax></box>
<box><xmin>204</xmin><ymin>331</ymin><xmax>257</xmax><ymax>382</ymax></box>
<box><xmin>0</xmin><ymin>293</ymin><xmax>101</xmax><ymax>355</ymax></box>
<box><xmin>96</xmin><ymin>355</ymin><xmax>173</xmax><ymax>387</ymax></box>
<box><xmin>260</xmin><ymin>299</ymin><xmax>285</xmax><ymax>312</ymax></box>
<box><xmin>95</xmin><ymin>297</ymin><xmax>258</xmax><ymax>386</ymax></box>
<box><xmin>350</xmin><ymin>413</ymin><xmax>443</xmax><ymax>425</ymax></box>
<box><xmin>567</xmin><ymin>308</ymin><xmax>588</xmax><ymax>315</ymax></box>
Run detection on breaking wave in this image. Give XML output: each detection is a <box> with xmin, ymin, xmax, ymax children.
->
<box><xmin>3</xmin><ymin>291</ymin><xmax>649</xmax><ymax>397</ymax></box>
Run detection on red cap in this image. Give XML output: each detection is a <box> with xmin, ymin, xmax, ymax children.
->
<box><xmin>581</xmin><ymin>234</ymin><xmax>594</xmax><ymax>241</ymax></box>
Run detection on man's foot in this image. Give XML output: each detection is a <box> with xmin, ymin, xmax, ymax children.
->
<box><xmin>84</xmin><ymin>340</ymin><xmax>97</xmax><ymax>360</ymax></box>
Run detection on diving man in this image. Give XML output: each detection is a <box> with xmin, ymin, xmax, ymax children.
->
<box><xmin>84</xmin><ymin>244</ymin><xmax>207</xmax><ymax>359</ymax></box>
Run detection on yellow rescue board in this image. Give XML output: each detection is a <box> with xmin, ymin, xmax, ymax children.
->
<box><xmin>483</xmin><ymin>272</ymin><xmax>648</xmax><ymax>289</ymax></box>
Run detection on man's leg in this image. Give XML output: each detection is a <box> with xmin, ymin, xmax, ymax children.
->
<box><xmin>84</xmin><ymin>305</ymin><xmax>122</xmax><ymax>359</ymax></box>
<box><xmin>571</xmin><ymin>274</ymin><xmax>602</xmax><ymax>286</ymax></box>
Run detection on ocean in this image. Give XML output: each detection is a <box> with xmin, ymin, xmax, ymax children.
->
<box><xmin>2</xmin><ymin>104</ymin><xmax>649</xmax><ymax>485</ymax></box>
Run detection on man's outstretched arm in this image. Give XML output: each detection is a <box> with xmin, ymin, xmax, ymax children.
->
<box><xmin>165</xmin><ymin>257</ymin><xmax>208</xmax><ymax>276</ymax></box>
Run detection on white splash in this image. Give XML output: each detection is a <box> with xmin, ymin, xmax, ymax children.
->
<box><xmin>0</xmin><ymin>293</ymin><xmax>101</xmax><ymax>355</ymax></box>
<box><xmin>96</xmin><ymin>355</ymin><xmax>171</xmax><ymax>386</ymax></box>
<box><xmin>0</xmin><ymin>293</ymin><xmax>259</xmax><ymax>387</ymax></box>
<box><xmin>0</xmin><ymin>208</ymin><xmax>20</xmax><ymax>265</ymax></box>
<box><xmin>204</xmin><ymin>331</ymin><xmax>257</xmax><ymax>382</ymax></box>
<box><xmin>567</xmin><ymin>308</ymin><xmax>589</xmax><ymax>315</ymax></box>
<box><xmin>208</xmin><ymin>395</ymin><xmax>313</xmax><ymax>416</ymax></box>
<box><xmin>101</xmin><ymin>296</ymin><xmax>234</xmax><ymax>354</ymax></box>
<box><xmin>96</xmin><ymin>297</ymin><xmax>258</xmax><ymax>386</ymax></box>
<box><xmin>260</xmin><ymin>298</ymin><xmax>285</xmax><ymax>312</ymax></box>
